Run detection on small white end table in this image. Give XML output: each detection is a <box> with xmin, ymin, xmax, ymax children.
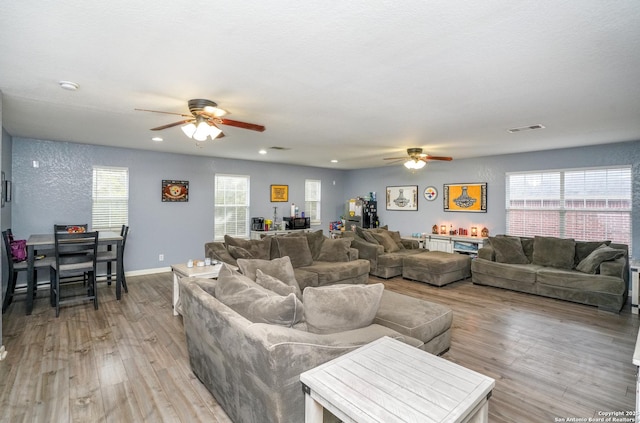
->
<box><xmin>300</xmin><ymin>336</ymin><xmax>495</xmax><ymax>423</ymax></box>
<box><xmin>172</xmin><ymin>262</ymin><xmax>223</xmax><ymax>316</ymax></box>
<box><xmin>631</xmin><ymin>259</ymin><xmax>640</xmax><ymax>315</ymax></box>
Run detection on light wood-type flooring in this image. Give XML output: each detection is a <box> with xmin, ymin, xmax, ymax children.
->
<box><xmin>1</xmin><ymin>272</ymin><xmax>638</xmax><ymax>422</ymax></box>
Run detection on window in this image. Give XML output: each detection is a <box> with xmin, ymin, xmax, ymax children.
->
<box><xmin>305</xmin><ymin>179</ymin><xmax>321</xmax><ymax>224</ymax></box>
<box><xmin>215</xmin><ymin>174</ymin><xmax>250</xmax><ymax>240</ymax></box>
<box><xmin>506</xmin><ymin>166</ymin><xmax>632</xmax><ymax>250</ymax></box>
<box><xmin>92</xmin><ymin>166</ymin><xmax>129</xmax><ymax>231</ymax></box>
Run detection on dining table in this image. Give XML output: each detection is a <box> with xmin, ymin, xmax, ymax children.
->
<box><xmin>25</xmin><ymin>231</ymin><xmax>124</xmax><ymax>315</ymax></box>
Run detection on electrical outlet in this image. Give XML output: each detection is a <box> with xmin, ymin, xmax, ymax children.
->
<box><xmin>159</xmin><ymin>254</ymin><xmax>164</xmax><ymax>262</ymax></box>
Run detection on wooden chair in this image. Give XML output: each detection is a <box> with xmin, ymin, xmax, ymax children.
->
<box><xmin>2</xmin><ymin>229</ymin><xmax>54</xmax><ymax>313</ymax></box>
<box><xmin>49</xmin><ymin>231</ymin><xmax>99</xmax><ymax>317</ymax></box>
<box><xmin>96</xmin><ymin>225</ymin><xmax>129</xmax><ymax>293</ymax></box>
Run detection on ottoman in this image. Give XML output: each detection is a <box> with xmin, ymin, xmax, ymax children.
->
<box><xmin>402</xmin><ymin>251</ymin><xmax>472</xmax><ymax>286</ymax></box>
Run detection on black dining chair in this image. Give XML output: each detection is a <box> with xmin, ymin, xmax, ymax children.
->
<box><xmin>96</xmin><ymin>224</ymin><xmax>129</xmax><ymax>293</ymax></box>
<box><xmin>2</xmin><ymin>229</ymin><xmax>54</xmax><ymax>313</ymax></box>
<box><xmin>49</xmin><ymin>231</ymin><xmax>99</xmax><ymax>317</ymax></box>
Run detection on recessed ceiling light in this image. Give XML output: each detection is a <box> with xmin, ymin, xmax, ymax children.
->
<box><xmin>152</xmin><ymin>137</ymin><xmax>163</xmax><ymax>142</ymax></box>
<box><xmin>331</xmin><ymin>159</ymin><xmax>338</xmax><ymax>163</ymax></box>
<box><xmin>259</xmin><ymin>149</ymin><xmax>267</xmax><ymax>155</ymax></box>
<box><xmin>58</xmin><ymin>80</ymin><xmax>79</xmax><ymax>91</ymax></box>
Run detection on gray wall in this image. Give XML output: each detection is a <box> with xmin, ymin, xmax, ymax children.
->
<box><xmin>11</xmin><ymin>138</ymin><xmax>349</xmax><ymax>272</ymax></box>
<box><xmin>345</xmin><ymin>140</ymin><xmax>640</xmax><ymax>258</ymax></box>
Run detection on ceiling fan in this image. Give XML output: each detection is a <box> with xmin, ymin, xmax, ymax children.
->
<box><xmin>384</xmin><ymin>148</ymin><xmax>453</xmax><ymax>169</ymax></box>
<box><xmin>135</xmin><ymin>99</ymin><xmax>265</xmax><ymax>141</ymax></box>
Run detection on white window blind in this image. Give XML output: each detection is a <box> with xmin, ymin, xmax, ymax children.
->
<box><xmin>215</xmin><ymin>174</ymin><xmax>250</xmax><ymax>241</ymax></box>
<box><xmin>92</xmin><ymin>166</ymin><xmax>129</xmax><ymax>231</ymax></box>
<box><xmin>506</xmin><ymin>166</ymin><xmax>632</xmax><ymax>251</ymax></box>
<box><xmin>305</xmin><ymin>179</ymin><xmax>321</xmax><ymax>224</ymax></box>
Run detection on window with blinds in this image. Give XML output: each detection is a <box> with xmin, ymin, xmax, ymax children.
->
<box><xmin>92</xmin><ymin>166</ymin><xmax>129</xmax><ymax>231</ymax></box>
<box><xmin>214</xmin><ymin>174</ymin><xmax>250</xmax><ymax>241</ymax></box>
<box><xmin>506</xmin><ymin>166</ymin><xmax>632</xmax><ymax>250</ymax></box>
<box><xmin>305</xmin><ymin>179</ymin><xmax>321</xmax><ymax>224</ymax></box>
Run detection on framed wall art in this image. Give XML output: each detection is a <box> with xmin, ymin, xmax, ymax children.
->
<box><xmin>443</xmin><ymin>182</ymin><xmax>487</xmax><ymax>213</ymax></box>
<box><xmin>386</xmin><ymin>185</ymin><xmax>418</xmax><ymax>211</ymax></box>
<box><xmin>270</xmin><ymin>185</ymin><xmax>288</xmax><ymax>202</ymax></box>
<box><xmin>162</xmin><ymin>180</ymin><xmax>189</xmax><ymax>202</ymax></box>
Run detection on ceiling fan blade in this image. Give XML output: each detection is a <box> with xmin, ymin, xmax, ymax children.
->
<box><xmin>135</xmin><ymin>108</ymin><xmax>192</xmax><ymax>118</ymax></box>
<box><xmin>150</xmin><ymin>119</ymin><xmax>194</xmax><ymax>131</ymax></box>
<box><xmin>383</xmin><ymin>157</ymin><xmax>408</xmax><ymax>160</ymax></box>
<box><xmin>423</xmin><ymin>155</ymin><xmax>453</xmax><ymax>161</ymax></box>
<box><xmin>219</xmin><ymin>118</ymin><xmax>266</xmax><ymax>132</ymax></box>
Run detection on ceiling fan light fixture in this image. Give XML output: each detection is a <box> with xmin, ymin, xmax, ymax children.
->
<box><xmin>208</xmin><ymin>125</ymin><xmax>223</xmax><ymax>139</ymax></box>
<box><xmin>404</xmin><ymin>159</ymin><xmax>426</xmax><ymax>170</ymax></box>
<box><xmin>181</xmin><ymin>122</ymin><xmax>197</xmax><ymax>138</ymax></box>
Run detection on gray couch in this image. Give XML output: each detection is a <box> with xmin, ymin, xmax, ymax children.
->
<box><xmin>205</xmin><ymin>231</ymin><xmax>370</xmax><ymax>290</ymax></box>
<box><xmin>179</xmin><ymin>276</ymin><xmax>453</xmax><ymax>423</ymax></box>
<box><xmin>341</xmin><ymin>228</ymin><xmax>430</xmax><ymax>278</ymax></box>
<box><xmin>471</xmin><ymin>235</ymin><xmax>629</xmax><ymax>312</ymax></box>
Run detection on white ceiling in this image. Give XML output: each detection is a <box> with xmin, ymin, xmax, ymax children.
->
<box><xmin>1</xmin><ymin>1</ymin><xmax>639</xmax><ymax>169</ymax></box>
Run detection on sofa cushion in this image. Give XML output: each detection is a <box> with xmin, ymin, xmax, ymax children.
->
<box><xmin>206</xmin><ymin>242</ymin><xmax>237</xmax><ymax>265</ymax></box>
<box><xmin>299</xmin><ymin>259</ymin><xmax>370</xmax><ymax>286</ymax></box>
<box><xmin>215</xmin><ymin>265</ymin><xmax>303</xmax><ymax>327</ymax></box>
<box><xmin>575</xmin><ymin>240</ymin><xmax>612</xmax><ymax>266</ymax></box>
<box><xmin>236</xmin><ymin>256</ymin><xmax>302</xmax><ymax>298</ymax></box>
<box><xmin>489</xmin><ymin>236</ymin><xmax>529</xmax><ymax>264</ymax></box>
<box><xmin>521</xmin><ymin>238</ymin><xmax>534</xmax><ymax>263</ymax></box>
<box><xmin>576</xmin><ymin>244</ymin><xmax>626</xmax><ymax>274</ymax></box>
<box><xmin>317</xmin><ymin>238</ymin><xmax>352</xmax><ymax>262</ymax></box>
<box><xmin>274</xmin><ymin>236</ymin><xmax>314</xmax><ymax>267</ymax></box>
<box><xmin>532</xmin><ymin>236</ymin><xmax>576</xmax><ymax>270</ymax></box>
<box><xmin>224</xmin><ymin>235</ymin><xmax>271</xmax><ymax>260</ymax></box>
<box><xmin>255</xmin><ymin>269</ymin><xmax>299</xmax><ymax>298</ymax></box>
<box><xmin>360</xmin><ymin>230</ymin><xmax>380</xmax><ymax>245</ymax></box>
<box><xmin>227</xmin><ymin>245</ymin><xmax>253</xmax><ymax>260</ymax></box>
<box><xmin>303</xmin><ymin>283</ymin><xmax>384</xmax><ymax>334</ymax></box>
<box><xmin>536</xmin><ymin>267</ymin><xmax>626</xmax><ymax>295</ymax></box>
<box><xmin>305</xmin><ymin>230</ymin><xmax>326</xmax><ymax>260</ymax></box>
<box><xmin>371</xmin><ymin>231</ymin><xmax>400</xmax><ymax>253</ymax></box>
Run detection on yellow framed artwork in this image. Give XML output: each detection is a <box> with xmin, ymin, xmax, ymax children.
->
<box><xmin>443</xmin><ymin>183</ymin><xmax>487</xmax><ymax>213</ymax></box>
<box><xmin>270</xmin><ymin>185</ymin><xmax>289</xmax><ymax>202</ymax></box>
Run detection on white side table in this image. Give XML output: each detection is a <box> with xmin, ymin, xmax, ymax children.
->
<box><xmin>300</xmin><ymin>336</ymin><xmax>495</xmax><ymax>423</ymax></box>
<box><xmin>631</xmin><ymin>260</ymin><xmax>640</xmax><ymax>315</ymax></box>
<box><xmin>172</xmin><ymin>262</ymin><xmax>223</xmax><ymax>316</ymax></box>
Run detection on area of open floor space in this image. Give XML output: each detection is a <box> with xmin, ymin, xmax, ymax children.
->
<box><xmin>1</xmin><ymin>272</ymin><xmax>637</xmax><ymax>422</ymax></box>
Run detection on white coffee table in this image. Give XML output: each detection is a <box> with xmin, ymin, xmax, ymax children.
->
<box><xmin>300</xmin><ymin>336</ymin><xmax>495</xmax><ymax>423</ymax></box>
<box><xmin>172</xmin><ymin>262</ymin><xmax>224</xmax><ymax>316</ymax></box>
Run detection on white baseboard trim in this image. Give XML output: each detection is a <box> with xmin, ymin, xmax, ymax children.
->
<box><xmin>125</xmin><ymin>267</ymin><xmax>172</xmax><ymax>277</ymax></box>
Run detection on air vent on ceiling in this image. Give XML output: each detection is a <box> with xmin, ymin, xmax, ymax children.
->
<box><xmin>507</xmin><ymin>124</ymin><xmax>545</xmax><ymax>133</ymax></box>
<box><xmin>269</xmin><ymin>146</ymin><xmax>291</xmax><ymax>150</ymax></box>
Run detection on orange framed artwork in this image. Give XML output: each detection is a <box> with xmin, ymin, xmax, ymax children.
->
<box><xmin>443</xmin><ymin>183</ymin><xmax>487</xmax><ymax>213</ymax></box>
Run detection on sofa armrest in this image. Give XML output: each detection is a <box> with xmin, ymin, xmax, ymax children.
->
<box><xmin>401</xmin><ymin>239</ymin><xmax>420</xmax><ymax>249</ymax></box>
<box><xmin>477</xmin><ymin>246</ymin><xmax>495</xmax><ymax>261</ymax></box>
<box><xmin>350</xmin><ymin>238</ymin><xmax>384</xmax><ymax>260</ymax></box>
<box><xmin>600</xmin><ymin>256</ymin><xmax>627</xmax><ymax>282</ymax></box>
<box><xmin>348</xmin><ymin>247</ymin><xmax>359</xmax><ymax>260</ymax></box>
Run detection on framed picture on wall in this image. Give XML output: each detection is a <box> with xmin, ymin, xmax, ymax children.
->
<box><xmin>162</xmin><ymin>180</ymin><xmax>189</xmax><ymax>202</ymax></box>
<box><xmin>270</xmin><ymin>185</ymin><xmax>289</xmax><ymax>202</ymax></box>
<box><xmin>386</xmin><ymin>185</ymin><xmax>418</xmax><ymax>211</ymax></box>
<box><xmin>443</xmin><ymin>182</ymin><xmax>487</xmax><ymax>212</ymax></box>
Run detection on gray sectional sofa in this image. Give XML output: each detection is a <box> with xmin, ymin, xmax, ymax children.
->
<box><xmin>205</xmin><ymin>230</ymin><xmax>370</xmax><ymax>289</ymax></box>
<box><xmin>341</xmin><ymin>227</ymin><xmax>430</xmax><ymax>278</ymax></box>
<box><xmin>471</xmin><ymin>235</ymin><xmax>629</xmax><ymax>312</ymax></box>
<box><xmin>179</xmin><ymin>270</ymin><xmax>453</xmax><ymax>423</ymax></box>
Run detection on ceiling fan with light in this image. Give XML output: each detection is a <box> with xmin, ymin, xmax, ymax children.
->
<box><xmin>135</xmin><ymin>99</ymin><xmax>266</xmax><ymax>141</ymax></box>
<box><xmin>384</xmin><ymin>148</ymin><xmax>453</xmax><ymax>169</ymax></box>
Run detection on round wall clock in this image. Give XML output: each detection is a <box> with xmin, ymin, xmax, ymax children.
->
<box><xmin>423</xmin><ymin>186</ymin><xmax>438</xmax><ymax>201</ymax></box>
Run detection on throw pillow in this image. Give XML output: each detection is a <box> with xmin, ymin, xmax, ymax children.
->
<box><xmin>255</xmin><ymin>269</ymin><xmax>299</xmax><ymax>297</ymax></box>
<box><xmin>489</xmin><ymin>236</ymin><xmax>529</xmax><ymax>264</ymax></box>
<box><xmin>215</xmin><ymin>266</ymin><xmax>303</xmax><ymax>327</ymax></box>
<box><xmin>370</xmin><ymin>231</ymin><xmax>400</xmax><ymax>253</ymax></box>
<box><xmin>520</xmin><ymin>238</ymin><xmax>535</xmax><ymax>263</ymax></box>
<box><xmin>227</xmin><ymin>245</ymin><xmax>254</xmax><ymax>260</ymax></box>
<box><xmin>224</xmin><ymin>235</ymin><xmax>271</xmax><ymax>260</ymax></box>
<box><xmin>305</xmin><ymin>230</ymin><xmax>326</xmax><ymax>260</ymax></box>
<box><xmin>303</xmin><ymin>283</ymin><xmax>385</xmax><ymax>334</ymax></box>
<box><xmin>386</xmin><ymin>230</ymin><xmax>406</xmax><ymax>250</ymax></box>
<box><xmin>236</xmin><ymin>256</ymin><xmax>302</xmax><ymax>298</ymax></box>
<box><xmin>576</xmin><ymin>244</ymin><xmax>625</xmax><ymax>274</ymax></box>
<box><xmin>574</xmin><ymin>240</ymin><xmax>612</xmax><ymax>266</ymax></box>
<box><xmin>532</xmin><ymin>236</ymin><xmax>576</xmax><ymax>270</ymax></box>
<box><xmin>317</xmin><ymin>238</ymin><xmax>352</xmax><ymax>262</ymax></box>
<box><xmin>274</xmin><ymin>236</ymin><xmax>313</xmax><ymax>268</ymax></box>
<box><xmin>206</xmin><ymin>242</ymin><xmax>237</xmax><ymax>265</ymax></box>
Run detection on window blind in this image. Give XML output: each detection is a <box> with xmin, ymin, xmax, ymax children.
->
<box><xmin>92</xmin><ymin>166</ymin><xmax>129</xmax><ymax>231</ymax></box>
<box><xmin>305</xmin><ymin>179</ymin><xmax>321</xmax><ymax>224</ymax></box>
<box><xmin>506</xmin><ymin>166</ymin><xmax>632</xmax><ymax>251</ymax></box>
<box><xmin>214</xmin><ymin>174</ymin><xmax>250</xmax><ymax>240</ymax></box>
